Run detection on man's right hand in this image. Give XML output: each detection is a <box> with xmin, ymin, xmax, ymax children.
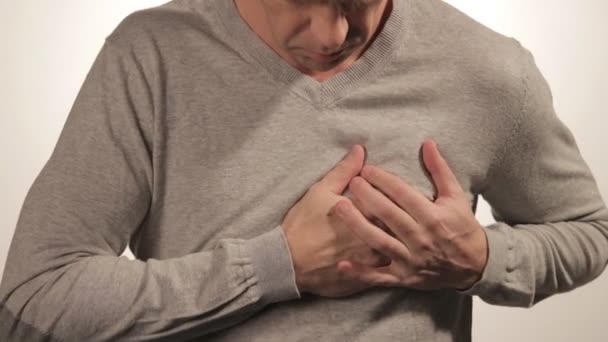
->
<box><xmin>281</xmin><ymin>145</ymin><xmax>391</xmax><ymax>298</ymax></box>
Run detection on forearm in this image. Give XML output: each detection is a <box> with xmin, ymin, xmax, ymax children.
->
<box><xmin>465</xmin><ymin>213</ymin><xmax>608</xmax><ymax>306</ymax></box>
<box><xmin>0</xmin><ymin>224</ymin><xmax>299</xmax><ymax>341</ymax></box>
<box><xmin>463</xmin><ymin>42</ymin><xmax>608</xmax><ymax>307</ymax></box>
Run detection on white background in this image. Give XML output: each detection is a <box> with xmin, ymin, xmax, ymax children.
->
<box><xmin>1</xmin><ymin>1</ymin><xmax>607</xmax><ymax>341</ymax></box>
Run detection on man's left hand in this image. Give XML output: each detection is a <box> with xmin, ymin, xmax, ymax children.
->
<box><xmin>334</xmin><ymin>139</ymin><xmax>489</xmax><ymax>291</ymax></box>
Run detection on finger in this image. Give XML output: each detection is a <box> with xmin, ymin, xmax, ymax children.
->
<box><xmin>319</xmin><ymin>145</ymin><xmax>366</xmax><ymax>194</ymax></box>
<box><xmin>360</xmin><ymin>164</ymin><xmax>434</xmax><ymax>221</ymax></box>
<box><xmin>349</xmin><ymin>248</ymin><xmax>393</xmax><ymax>267</ymax></box>
<box><xmin>352</xmin><ymin>197</ymin><xmax>399</xmax><ymax>241</ymax></box>
<box><xmin>351</xmin><ymin>197</ymin><xmax>393</xmax><ymax>234</ymax></box>
<box><xmin>349</xmin><ymin>177</ymin><xmax>419</xmax><ymax>245</ymax></box>
<box><xmin>421</xmin><ymin>139</ymin><xmax>463</xmax><ymax>198</ymax></box>
<box><xmin>337</xmin><ymin>260</ymin><xmax>401</xmax><ymax>287</ymax></box>
<box><xmin>335</xmin><ymin>200</ymin><xmax>411</xmax><ymax>261</ymax></box>
<box><xmin>350</xmin><ymin>192</ymin><xmax>387</xmax><ymax>226</ymax></box>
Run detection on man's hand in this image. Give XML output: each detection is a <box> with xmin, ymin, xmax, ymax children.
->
<box><xmin>281</xmin><ymin>145</ymin><xmax>391</xmax><ymax>298</ymax></box>
<box><xmin>335</xmin><ymin>140</ymin><xmax>489</xmax><ymax>291</ymax></box>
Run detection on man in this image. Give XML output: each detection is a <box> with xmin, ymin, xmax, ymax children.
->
<box><xmin>1</xmin><ymin>0</ymin><xmax>607</xmax><ymax>341</ymax></box>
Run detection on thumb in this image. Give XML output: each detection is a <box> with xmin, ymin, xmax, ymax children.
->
<box><xmin>318</xmin><ymin>145</ymin><xmax>366</xmax><ymax>194</ymax></box>
<box><xmin>421</xmin><ymin>139</ymin><xmax>462</xmax><ymax>198</ymax></box>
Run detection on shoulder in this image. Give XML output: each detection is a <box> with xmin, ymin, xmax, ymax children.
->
<box><xmin>104</xmin><ymin>0</ymin><xmax>219</xmax><ymax>51</ymax></box>
<box><xmin>407</xmin><ymin>0</ymin><xmax>530</xmax><ymax>92</ymax></box>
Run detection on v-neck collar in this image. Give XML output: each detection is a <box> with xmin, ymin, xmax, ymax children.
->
<box><xmin>212</xmin><ymin>0</ymin><xmax>410</xmax><ymax>107</ymax></box>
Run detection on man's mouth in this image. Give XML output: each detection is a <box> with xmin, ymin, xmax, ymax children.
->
<box><xmin>306</xmin><ymin>48</ymin><xmax>352</xmax><ymax>63</ymax></box>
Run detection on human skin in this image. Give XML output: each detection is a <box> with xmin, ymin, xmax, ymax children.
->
<box><xmin>336</xmin><ymin>140</ymin><xmax>489</xmax><ymax>291</ymax></box>
<box><xmin>237</xmin><ymin>0</ymin><xmax>489</xmax><ymax>295</ymax></box>
<box><xmin>234</xmin><ymin>0</ymin><xmax>392</xmax><ymax>81</ymax></box>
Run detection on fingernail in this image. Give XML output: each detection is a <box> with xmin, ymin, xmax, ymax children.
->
<box><xmin>336</xmin><ymin>202</ymin><xmax>349</xmax><ymax>216</ymax></box>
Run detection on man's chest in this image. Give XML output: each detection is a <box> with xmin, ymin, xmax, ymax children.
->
<box><xmin>139</xmin><ymin>90</ymin><xmax>497</xmax><ymax>258</ymax></box>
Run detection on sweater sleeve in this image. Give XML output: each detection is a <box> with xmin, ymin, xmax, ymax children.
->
<box><xmin>462</xmin><ymin>45</ymin><xmax>608</xmax><ymax>306</ymax></box>
<box><xmin>0</xmin><ymin>39</ymin><xmax>300</xmax><ymax>342</ymax></box>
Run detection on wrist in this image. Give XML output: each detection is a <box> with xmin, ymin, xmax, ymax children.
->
<box><xmin>457</xmin><ymin>228</ymin><xmax>489</xmax><ymax>290</ymax></box>
<box><xmin>295</xmin><ymin>273</ymin><xmax>310</xmax><ymax>294</ymax></box>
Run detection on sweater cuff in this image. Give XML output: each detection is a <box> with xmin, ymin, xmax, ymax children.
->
<box><xmin>241</xmin><ymin>225</ymin><xmax>301</xmax><ymax>304</ymax></box>
<box><xmin>459</xmin><ymin>223</ymin><xmax>512</xmax><ymax>297</ymax></box>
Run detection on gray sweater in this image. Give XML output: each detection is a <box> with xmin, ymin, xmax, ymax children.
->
<box><xmin>2</xmin><ymin>0</ymin><xmax>607</xmax><ymax>341</ymax></box>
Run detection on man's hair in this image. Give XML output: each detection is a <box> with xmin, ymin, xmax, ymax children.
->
<box><xmin>291</xmin><ymin>0</ymin><xmax>375</xmax><ymax>11</ymax></box>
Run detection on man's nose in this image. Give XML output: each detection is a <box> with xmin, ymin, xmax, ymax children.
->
<box><xmin>309</xmin><ymin>7</ymin><xmax>349</xmax><ymax>53</ymax></box>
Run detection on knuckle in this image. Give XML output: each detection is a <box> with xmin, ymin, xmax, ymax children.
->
<box><xmin>350</xmin><ymin>176</ymin><xmax>366</xmax><ymax>190</ymax></box>
<box><xmin>393</xmin><ymin>186</ymin><xmax>408</xmax><ymax>201</ymax></box>
<box><xmin>334</xmin><ymin>197</ymin><xmax>352</xmax><ymax>211</ymax></box>
<box><xmin>376</xmin><ymin>205</ymin><xmax>394</xmax><ymax>221</ymax></box>
<box><xmin>371</xmin><ymin>238</ymin><xmax>390</xmax><ymax>252</ymax></box>
<box><xmin>351</xmin><ymin>196</ymin><xmax>366</xmax><ymax>213</ymax></box>
<box><xmin>309</xmin><ymin>183</ymin><xmax>324</xmax><ymax>197</ymax></box>
<box><xmin>375</xmin><ymin>279</ymin><xmax>393</xmax><ymax>287</ymax></box>
<box><xmin>426</xmin><ymin>214</ymin><xmax>444</xmax><ymax>230</ymax></box>
<box><xmin>416</xmin><ymin>238</ymin><xmax>434</xmax><ymax>253</ymax></box>
<box><xmin>362</xmin><ymin>165</ymin><xmax>376</xmax><ymax>179</ymax></box>
<box><xmin>410</xmin><ymin>257</ymin><xmax>426</xmax><ymax>270</ymax></box>
<box><xmin>423</xmin><ymin>257</ymin><xmax>440</xmax><ymax>270</ymax></box>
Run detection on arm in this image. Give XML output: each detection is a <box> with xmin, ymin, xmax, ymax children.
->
<box><xmin>332</xmin><ymin>44</ymin><xmax>608</xmax><ymax>307</ymax></box>
<box><xmin>0</xmin><ymin>39</ymin><xmax>300</xmax><ymax>341</ymax></box>
<box><xmin>463</xmin><ymin>46</ymin><xmax>608</xmax><ymax>307</ymax></box>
